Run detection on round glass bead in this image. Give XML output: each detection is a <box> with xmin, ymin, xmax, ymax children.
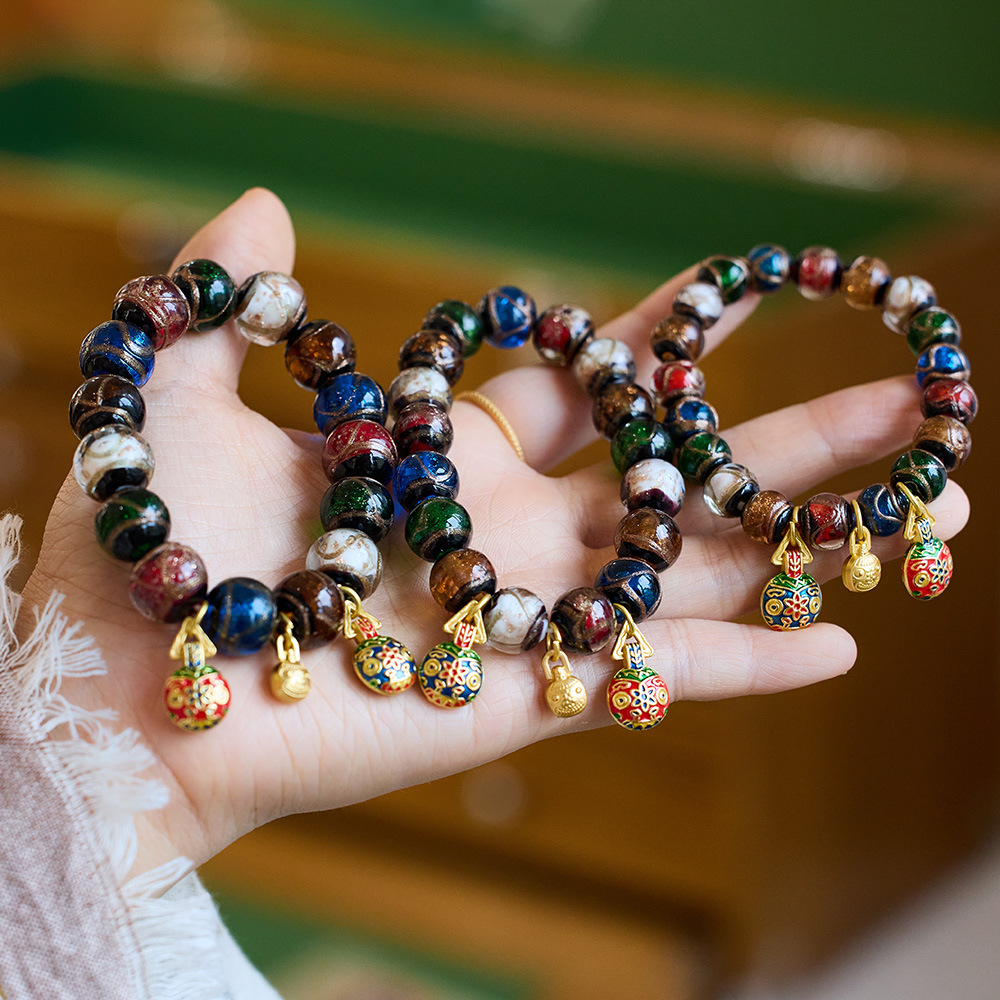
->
<box><xmin>111</xmin><ymin>274</ymin><xmax>190</xmax><ymax>351</ymax></box>
<box><xmin>129</xmin><ymin>542</ymin><xmax>207</xmax><ymax>623</ymax></box>
<box><xmin>906</xmin><ymin>307</ymin><xmax>961</xmax><ymax>356</ymax></box>
<box><xmin>405</xmin><ymin>497</ymin><xmax>472</xmax><ymax>562</ymax></box>
<box><xmin>703</xmin><ymin>462</ymin><xmax>759</xmax><ymax>518</ymax></box>
<box><xmin>319</xmin><ymin>477</ymin><xmax>394</xmax><ymax>542</ymax></box>
<box><xmin>423</xmin><ymin>300</ymin><xmax>484</xmax><ymax>358</ymax></box>
<box><xmin>387</xmin><ymin>367</ymin><xmax>452</xmax><ymax>418</ymax></box>
<box><xmin>274</xmin><ymin>569</ymin><xmax>345</xmax><ymax>648</ymax></box>
<box><xmin>697</xmin><ymin>256</ymin><xmax>750</xmax><ymax>304</ymax></box>
<box><xmin>398</xmin><ymin>329</ymin><xmax>464</xmax><ymax>386</ymax></box>
<box><xmin>171</xmin><ymin>259</ymin><xmax>236</xmax><ymax>332</ymax></box>
<box><xmin>572</xmin><ymin>338</ymin><xmax>636</xmax><ymax>396</ymax></box>
<box><xmin>741</xmin><ymin>490</ymin><xmax>793</xmax><ymax>544</ymax></box>
<box><xmin>675</xmin><ymin>432</ymin><xmax>731</xmax><ymax>483</ymax></box>
<box><xmin>204</xmin><ymin>577</ymin><xmax>277</xmax><ymax>655</ymax></box>
<box><xmin>840</xmin><ymin>255</ymin><xmax>891</xmax><ymax>310</ymax></box>
<box><xmin>322</xmin><ymin>419</ymin><xmax>397</xmax><ymax>485</ymax></box>
<box><xmin>916</xmin><ymin>343</ymin><xmax>971</xmax><ymax>388</ymax></box>
<box><xmin>233</xmin><ymin>271</ymin><xmax>306</xmax><ymax>346</ymax></box>
<box><xmin>592</xmin><ymin>381</ymin><xmax>655</xmax><ymax>440</ymax></box>
<box><xmin>73</xmin><ymin>425</ymin><xmax>154</xmax><ymax>500</ymax></box>
<box><xmin>882</xmin><ymin>276</ymin><xmax>937</xmax><ymax>334</ymax></box>
<box><xmin>306</xmin><ymin>527</ymin><xmax>382</xmax><ymax>598</ymax></box>
<box><xmin>855</xmin><ymin>483</ymin><xmax>905</xmax><ymax>537</ymax></box>
<box><xmin>79</xmin><ymin>321</ymin><xmax>155</xmax><ymax>387</ymax></box>
<box><xmin>746</xmin><ymin>243</ymin><xmax>791</xmax><ymax>293</ymax></box>
<box><xmin>550</xmin><ymin>587</ymin><xmax>616</xmax><ymax>654</ymax></box>
<box><xmin>662</xmin><ymin>397</ymin><xmax>718</xmax><ymax>443</ymax></box>
<box><xmin>650</xmin><ymin>313</ymin><xmax>704</xmax><ymax>362</ymax></box>
<box><xmin>614</xmin><ymin>508</ymin><xmax>681</xmax><ymax>572</ymax></box>
<box><xmin>418</xmin><ymin>642</ymin><xmax>483</xmax><ymax>708</ymax></box>
<box><xmin>484</xmin><ymin>587</ymin><xmax>547</xmax><ymax>654</ymax></box>
<box><xmin>620</xmin><ymin>458</ymin><xmax>685</xmax><ymax>516</ymax></box>
<box><xmin>95</xmin><ymin>487</ymin><xmax>170</xmax><ymax>561</ymax></box>
<box><xmin>428</xmin><ymin>548</ymin><xmax>497</xmax><ymax>614</ymax></box>
<box><xmin>392</xmin><ymin>402</ymin><xmax>453</xmax><ymax>458</ymax></box>
<box><xmin>921</xmin><ymin>378</ymin><xmax>977</xmax><ymax>425</ymax></box>
<box><xmin>393</xmin><ymin>452</ymin><xmax>460</xmax><ymax>511</ymax></box>
<box><xmin>798</xmin><ymin>492</ymin><xmax>851</xmax><ymax>550</ymax></box>
<box><xmin>286</xmin><ymin>320</ymin><xmax>357</xmax><ymax>392</ymax></box>
<box><xmin>69</xmin><ymin>374</ymin><xmax>146</xmax><ymax>438</ymax></box>
<box><xmin>651</xmin><ymin>360</ymin><xmax>705</xmax><ymax>406</ymax></box>
<box><xmin>610</xmin><ymin>419</ymin><xmax>672</xmax><ymax>474</ymax></box>
<box><xmin>890</xmin><ymin>449</ymin><xmax>947</xmax><ymax>502</ymax></box>
<box><xmin>354</xmin><ymin>636</ymin><xmax>418</xmax><ymax>695</ymax></box>
<box><xmin>533</xmin><ymin>304</ymin><xmax>594</xmax><ymax>366</ymax></box>
<box><xmin>913</xmin><ymin>415</ymin><xmax>971</xmax><ymax>471</ymax></box>
<box><xmin>594</xmin><ymin>558</ymin><xmax>661</xmax><ymax>623</ymax></box>
<box><xmin>478</xmin><ymin>286</ymin><xmax>536</xmax><ymax>349</ymax></box>
<box><xmin>793</xmin><ymin>246</ymin><xmax>842</xmax><ymax>300</ymax></box>
<box><xmin>674</xmin><ymin>282</ymin><xmax>724</xmax><ymax>328</ymax></box>
<box><xmin>313</xmin><ymin>372</ymin><xmax>386</xmax><ymax>435</ymax></box>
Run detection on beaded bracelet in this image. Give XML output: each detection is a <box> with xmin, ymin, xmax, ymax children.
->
<box><xmin>649</xmin><ymin>246</ymin><xmax>972</xmax><ymax>630</ymax></box>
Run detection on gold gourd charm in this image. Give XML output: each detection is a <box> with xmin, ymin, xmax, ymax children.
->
<box><xmin>606</xmin><ymin>605</ymin><xmax>668</xmax><ymax>732</ymax></box>
<box><xmin>341</xmin><ymin>586</ymin><xmax>418</xmax><ymax>695</ymax></box>
<box><xmin>898</xmin><ymin>484</ymin><xmax>953</xmax><ymax>600</ymax></box>
<box><xmin>842</xmin><ymin>499</ymin><xmax>881</xmax><ymax>593</ymax></box>
<box><xmin>540</xmin><ymin>623</ymin><xmax>588</xmax><ymax>718</ymax></box>
<box><xmin>164</xmin><ymin>603</ymin><xmax>232</xmax><ymax>732</ymax></box>
<box><xmin>270</xmin><ymin>613</ymin><xmax>311</xmax><ymax>702</ymax></box>
<box><xmin>760</xmin><ymin>512</ymin><xmax>822</xmax><ymax>630</ymax></box>
<box><xmin>418</xmin><ymin>593</ymin><xmax>489</xmax><ymax>709</ymax></box>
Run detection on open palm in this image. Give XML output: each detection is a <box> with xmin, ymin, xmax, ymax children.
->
<box><xmin>19</xmin><ymin>189</ymin><xmax>969</xmax><ymax>875</ymax></box>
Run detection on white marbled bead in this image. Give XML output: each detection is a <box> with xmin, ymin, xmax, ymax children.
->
<box><xmin>387</xmin><ymin>367</ymin><xmax>452</xmax><ymax>418</ymax></box>
<box><xmin>572</xmin><ymin>337</ymin><xmax>635</xmax><ymax>395</ymax></box>
<box><xmin>674</xmin><ymin>281</ymin><xmax>724</xmax><ymax>329</ymax></box>
<box><xmin>620</xmin><ymin>458</ymin><xmax>685</xmax><ymax>516</ymax></box>
<box><xmin>882</xmin><ymin>275</ymin><xmax>937</xmax><ymax>334</ymax></box>
<box><xmin>233</xmin><ymin>271</ymin><xmax>307</xmax><ymax>346</ymax></box>
<box><xmin>703</xmin><ymin>462</ymin><xmax>758</xmax><ymax>518</ymax></box>
<box><xmin>73</xmin><ymin>425</ymin><xmax>154</xmax><ymax>500</ymax></box>
<box><xmin>484</xmin><ymin>587</ymin><xmax>548</xmax><ymax>654</ymax></box>
<box><xmin>305</xmin><ymin>527</ymin><xmax>382</xmax><ymax>598</ymax></box>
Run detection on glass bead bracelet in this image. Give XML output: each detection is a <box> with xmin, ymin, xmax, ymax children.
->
<box><xmin>650</xmin><ymin>246</ymin><xmax>971</xmax><ymax>630</ymax></box>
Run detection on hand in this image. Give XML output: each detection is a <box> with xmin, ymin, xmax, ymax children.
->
<box><xmin>19</xmin><ymin>189</ymin><xmax>969</xmax><ymax>874</ymax></box>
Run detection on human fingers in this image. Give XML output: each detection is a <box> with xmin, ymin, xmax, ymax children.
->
<box><xmin>463</xmin><ymin>269</ymin><xmax>760</xmax><ymax>472</ymax></box>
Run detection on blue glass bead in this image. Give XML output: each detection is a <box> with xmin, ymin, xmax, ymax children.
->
<box><xmin>79</xmin><ymin>321</ymin><xmax>155</xmax><ymax>387</ymax></box>
<box><xmin>393</xmin><ymin>452</ymin><xmax>460</xmax><ymax>511</ymax></box>
<box><xmin>204</xmin><ymin>577</ymin><xmax>277</xmax><ymax>655</ymax></box>
<box><xmin>595</xmin><ymin>558</ymin><xmax>661</xmax><ymax>623</ymax></box>
<box><xmin>313</xmin><ymin>372</ymin><xmax>387</xmax><ymax>435</ymax></box>
<box><xmin>663</xmin><ymin>397</ymin><xmax>718</xmax><ymax>443</ymax></box>
<box><xmin>916</xmin><ymin>344</ymin><xmax>971</xmax><ymax>388</ymax></box>
<box><xmin>478</xmin><ymin>286</ymin><xmax>536</xmax><ymax>349</ymax></box>
<box><xmin>746</xmin><ymin>244</ymin><xmax>791</xmax><ymax>293</ymax></box>
<box><xmin>855</xmin><ymin>483</ymin><xmax>905</xmax><ymax>537</ymax></box>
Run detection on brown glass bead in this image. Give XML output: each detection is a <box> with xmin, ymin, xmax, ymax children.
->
<box><xmin>592</xmin><ymin>382</ymin><xmax>655</xmax><ymax>440</ymax></box>
<box><xmin>112</xmin><ymin>274</ymin><xmax>191</xmax><ymax>351</ymax></box>
<box><xmin>912</xmin><ymin>415</ymin><xmax>972</xmax><ymax>471</ymax></box>
<box><xmin>550</xmin><ymin>587</ymin><xmax>616</xmax><ymax>654</ymax></box>
<box><xmin>69</xmin><ymin>374</ymin><xmax>146</xmax><ymax>438</ymax></box>
<box><xmin>429</xmin><ymin>548</ymin><xmax>497</xmax><ymax>614</ymax></box>
<box><xmin>798</xmin><ymin>493</ymin><xmax>850</xmax><ymax>550</ymax></box>
<box><xmin>741</xmin><ymin>490</ymin><xmax>793</xmax><ymax>544</ymax></box>
<box><xmin>275</xmin><ymin>570</ymin><xmax>345</xmax><ymax>648</ymax></box>
<box><xmin>841</xmin><ymin>255</ymin><xmax>892</xmax><ymax>310</ymax></box>
<box><xmin>284</xmin><ymin>320</ymin><xmax>357</xmax><ymax>391</ymax></box>
<box><xmin>614</xmin><ymin>508</ymin><xmax>682</xmax><ymax>572</ymax></box>
<box><xmin>650</xmin><ymin>314</ymin><xmax>704</xmax><ymax>362</ymax></box>
<box><xmin>399</xmin><ymin>329</ymin><xmax>465</xmax><ymax>386</ymax></box>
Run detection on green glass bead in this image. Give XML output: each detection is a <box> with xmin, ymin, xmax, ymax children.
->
<box><xmin>906</xmin><ymin>307</ymin><xmax>961</xmax><ymax>356</ymax></box>
<box><xmin>171</xmin><ymin>259</ymin><xmax>236</xmax><ymax>332</ymax></box>
<box><xmin>890</xmin><ymin>449</ymin><xmax>947</xmax><ymax>503</ymax></box>
<box><xmin>675</xmin><ymin>431</ymin><xmax>732</xmax><ymax>483</ymax></box>
<box><xmin>95</xmin><ymin>487</ymin><xmax>170</xmax><ymax>561</ymax></box>
<box><xmin>404</xmin><ymin>497</ymin><xmax>472</xmax><ymax>562</ymax></box>
<box><xmin>423</xmin><ymin>299</ymin><xmax>484</xmax><ymax>358</ymax></box>
<box><xmin>697</xmin><ymin>256</ymin><xmax>750</xmax><ymax>304</ymax></box>
<box><xmin>610</xmin><ymin>419</ymin><xmax>672</xmax><ymax>474</ymax></box>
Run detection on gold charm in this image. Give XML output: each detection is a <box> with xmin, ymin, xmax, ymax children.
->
<box><xmin>842</xmin><ymin>499</ymin><xmax>881</xmax><ymax>593</ymax></box>
<box><xmin>898</xmin><ymin>484</ymin><xmax>953</xmax><ymax>600</ymax></box>
<box><xmin>760</xmin><ymin>513</ymin><xmax>822</xmax><ymax>630</ymax></box>
<box><xmin>164</xmin><ymin>603</ymin><xmax>231</xmax><ymax>732</ymax></box>
<box><xmin>269</xmin><ymin>613</ymin><xmax>311</xmax><ymax>703</ymax></box>
<box><xmin>418</xmin><ymin>593</ymin><xmax>490</xmax><ymax>709</ymax></box>
<box><xmin>341</xmin><ymin>586</ymin><xmax>417</xmax><ymax>695</ymax></box>
<box><xmin>541</xmin><ymin>623</ymin><xmax>587</xmax><ymax>718</ymax></box>
<box><xmin>606</xmin><ymin>605</ymin><xmax>668</xmax><ymax>732</ymax></box>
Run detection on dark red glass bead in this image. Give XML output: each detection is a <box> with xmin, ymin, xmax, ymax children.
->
<box><xmin>532</xmin><ymin>304</ymin><xmax>594</xmax><ymax>367</ymax></box>
<box><xmin>798</xmin><ymin>492</ymin><xmax>851</xmax><ymax>550</ymax></box>
<box><xmin>392</xmin><ymin>402</ymin><xmax>453</xmax><ymax>457</ymax></box>
<box><xmin>112</xmin><ymin>274</ymin><xmax>191</xmax><ymax>351</ymax></box>
<box><xmin>129</xmin><ymin>543</ymin><xmax>207</xmax><ymax>623</ymax></box>
<box><xmin>550</xmin><ymin>587</ymin><xmax>616</xmax><ymax>654</ymax></box>
<box><xmin>322</xmin><ymin>419</ymin><xmax>397</xmax><ymax>485</ymax></box>
<box><xmin>920</xmin><ymin>378</ymin><xmax>978</xmax><ymax>425</ymax></box>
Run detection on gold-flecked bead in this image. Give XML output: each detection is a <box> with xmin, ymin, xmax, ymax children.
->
<box><xmin>913</xmin><ymin>415</ymin><xmax>972</xmax><ymax>471</ymax></box>
<box><xmin>741</xmin><ymin>490</ymin><xmax>793</xmax><ymax>544</ymax></box>
<box><xmin>842</xmin><ymin>255</ymin><xmax>892</xmax><ymax>310</ymax></box>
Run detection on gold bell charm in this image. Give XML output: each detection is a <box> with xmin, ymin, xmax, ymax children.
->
<box><xmin>540</xmin><ymin>623</ymin><xmax>588</xmax><ymax>718</ymax></box>
<box><xmin>842</xmin><ymin>499</ymin><xmax>881</xmax><ymax>593</ymax></box>
<box><xmin>270</xmin><ymin>613</ymin><xmax>311</xmax><ymax>703</ymax></box>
